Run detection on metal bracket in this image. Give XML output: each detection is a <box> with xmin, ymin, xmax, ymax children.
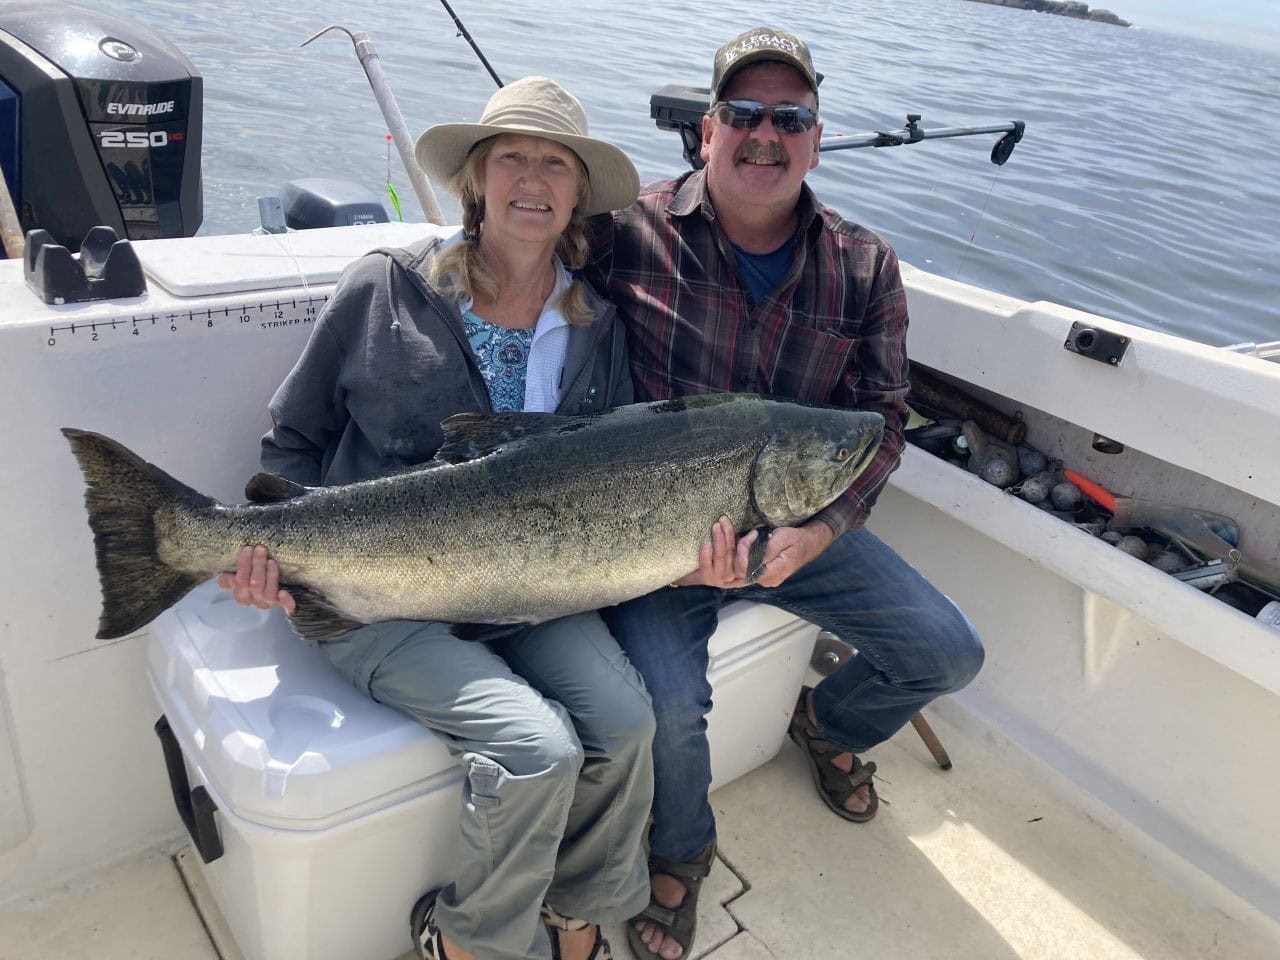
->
<box><xmin>1173</xmin><ymin>558</ymin><xmax>1234</xmax><ymax>591</ymax></box>
<box><xmin>1064</xmin><ymin>321</ymin><xmax>1130</xmax><ymax>366</ymax></box>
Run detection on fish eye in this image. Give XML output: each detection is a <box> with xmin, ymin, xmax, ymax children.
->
<box><xmin>835</xmin><ymin>447</ymin><xmax>852</xmax><ymax>462</ymax></box>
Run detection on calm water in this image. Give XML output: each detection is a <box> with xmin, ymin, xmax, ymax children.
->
<box><xmin>97</xmin><ymin>0</ymin><xmax>1280</xmax><ymax>347</ymax></box>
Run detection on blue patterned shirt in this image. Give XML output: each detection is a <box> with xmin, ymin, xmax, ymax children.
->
<box><xmin>462</xmin><ymin>310</ymin><xmax>535</xmax><ymax>412</ymax></box>
<box><xmin>440</xmin><ymin>229</ymin><xmax>572</xmax><ymax>414</ymax></box>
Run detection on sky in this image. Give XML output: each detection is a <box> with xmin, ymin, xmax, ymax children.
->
<box><xmin>1115</xmin><ymin>0</ymin><xmax>1280</xmax><ymax>53</ymax></box>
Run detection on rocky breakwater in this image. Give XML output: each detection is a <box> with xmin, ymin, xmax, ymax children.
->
<box><xmin>963</xmin><ymin>0</ymin><xmax>1130</xmax><ymax>27</ymax></box>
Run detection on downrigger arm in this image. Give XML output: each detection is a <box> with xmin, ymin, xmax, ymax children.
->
<box><xmin>650</xmin><ymin>84</ymin><xmax>1025</xmax><ymax>171</ymax></box>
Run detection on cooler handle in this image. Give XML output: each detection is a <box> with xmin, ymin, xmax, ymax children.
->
<box><xmin>154</xmin><ymin>715</ymin><xmax>224</xmax><ymax>863</ymax></box>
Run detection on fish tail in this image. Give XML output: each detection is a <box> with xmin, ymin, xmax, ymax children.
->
<box><xmin>62</xmin><ymin>428</ymin><xmax>215</xmax><ymax>639</ymax></box>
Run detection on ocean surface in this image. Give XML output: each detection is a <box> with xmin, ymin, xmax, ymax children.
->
<box><xmin>97</xmin><ymin>0</ymin><xmax>1280</xmax><ymax>348</ymax></box>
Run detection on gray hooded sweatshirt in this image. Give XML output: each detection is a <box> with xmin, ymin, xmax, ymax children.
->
<box><xmin>262</xmin><ymin>236</ymin><xmax>634</xmax><ymax>486</ymax></box>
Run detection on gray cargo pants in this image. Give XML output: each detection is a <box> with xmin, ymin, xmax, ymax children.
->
<box><xmin>318</xmin><ymin>612</ymin><xmax>655</xmax><ymax>960</ymax></box>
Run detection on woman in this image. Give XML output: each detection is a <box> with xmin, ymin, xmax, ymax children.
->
<box><xmin>221</xmin><ymin>77</ymin><xmax>651</xmax><ymax>960</ymax></box>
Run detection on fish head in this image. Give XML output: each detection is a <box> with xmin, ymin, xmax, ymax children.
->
<box><xmin>750</xmin><ymin>405</ymin><xmax>884</xmax><ymax>526</ymax></box>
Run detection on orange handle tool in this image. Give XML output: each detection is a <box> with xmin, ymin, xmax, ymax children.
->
<box><xmin>1063</xmin><ymin>469</ymin><xmax>1117</xmax><ymax>512</ymax></box>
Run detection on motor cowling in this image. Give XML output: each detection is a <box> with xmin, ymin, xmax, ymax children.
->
<box><xmin>0</xmin><ymin>2</ymin><xmax>202</xmax><ymax>254</ymax></box>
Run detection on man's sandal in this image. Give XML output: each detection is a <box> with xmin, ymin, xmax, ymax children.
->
<box><xmin>626</xmin><ymin>841</ymin><xmax>716</xmax><ymax>960</ymax></box>
<box><xmin>542</xmin><ymin>903</ymin><xmax>613</xmax><ymax>960</ymax></box>
<box><xmin>788</xmin><ymin>686</ymin><xmax>879</xmax><ymax>823</ymax></box>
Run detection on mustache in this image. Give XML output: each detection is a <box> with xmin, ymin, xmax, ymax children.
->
<box><xmin>734</xmin><ymin>141</ymin><xmax>790</xmax><ymax>167</ymax></box>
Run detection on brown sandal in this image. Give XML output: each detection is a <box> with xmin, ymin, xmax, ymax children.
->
<box><xmin>626</xmin><ymin>841</ymin><xmax>715</xmax><ymax>960</ymax></box>
<box><xmin>789</xmin><ymin>686</ymin><xmax>879</xmax><ymax>822</ymax></box>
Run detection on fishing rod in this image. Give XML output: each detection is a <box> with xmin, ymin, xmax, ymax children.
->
<box><xmin>437</xmin><ymin>0</ymin><xmax>504</xmax><ymax>88</ymax></box>
<box><xmin>651</xmin><ymin>86</ymin><xmax>1026</xmax><ymax>170</ymax></box>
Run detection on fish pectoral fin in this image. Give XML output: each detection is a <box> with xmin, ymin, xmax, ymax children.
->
<box><xmin>245</xmin><ymin>472</ymin><xmax>311</xmax><ymax>503</ymax></box>
<box><xmin>286</xmin><ymin>586</ymin><xmax>364</xmax><ymax>642</ymax></box>
<box><xmin>435</xmin><ymin>412</ymin><xmax>572</xmax><ymax>463</ymax></box>
<box><xmin>745</xmin><ymin>527</ymin><xmax>773</xmax><ymax>585</ymax></box>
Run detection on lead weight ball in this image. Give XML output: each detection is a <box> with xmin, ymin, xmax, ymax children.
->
<box><xmin>1115</xmin><ymin>535</ymin><xmax>1149</xmax><ymax>559</ymax></box>
<box><xmin>1050</xmin><ymin>481</ymin><xmax>1083</xmax><ymax>511</ymax></box>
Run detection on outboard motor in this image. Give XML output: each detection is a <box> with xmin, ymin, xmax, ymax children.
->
<box><xmin>281</xmin><ymin>178</ymin><xmax>390</xmax><ymax>230</ymax></box>
<box><xmin>0</xmin><ymin>3</ymin><xmax>202</xmax><ymax>254</ymax></box>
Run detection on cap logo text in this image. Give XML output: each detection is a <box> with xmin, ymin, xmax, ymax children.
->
<box><xmin>730</xmin><ymin>34</ymin><xmax>801</xmax><ymax>61</ymax></box>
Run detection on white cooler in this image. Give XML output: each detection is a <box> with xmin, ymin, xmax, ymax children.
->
<box><xmin>147</xmin><ymin>580</ymin><xmax>818</xmax><ymax>960</ymax></box>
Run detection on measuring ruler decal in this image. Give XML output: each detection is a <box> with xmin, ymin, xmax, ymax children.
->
<box><xmin>43</xmin><ymin>293</ymin><xmax>331</xmax><ymax>350</ymax></box>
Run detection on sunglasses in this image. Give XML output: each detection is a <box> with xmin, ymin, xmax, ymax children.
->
<box><xmin>712</xmin><ymin>100</ymin><xmax>818</xmax><ymax>135</ymax></box>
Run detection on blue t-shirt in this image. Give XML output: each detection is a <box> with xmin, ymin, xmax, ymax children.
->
<box><xmin>731</xmin><ymin>234</ymin><xmax>796</xmax><ymax>305</ymax></box>
<box><xmin>462</xmin><ymin>309</ymin><xmax>534</xmax><ymax>412</ymax></box>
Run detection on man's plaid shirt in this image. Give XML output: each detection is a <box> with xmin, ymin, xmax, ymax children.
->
<box><xmin>586</xmin><ymin>168</ymin><xmax>909</xmax><ymax>537</ymax></box>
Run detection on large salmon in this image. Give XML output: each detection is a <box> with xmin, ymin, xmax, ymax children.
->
<box><xmin>64</xmin><ymin>394</ymin><xmax>883</xmax><ymax>640</ymax></box>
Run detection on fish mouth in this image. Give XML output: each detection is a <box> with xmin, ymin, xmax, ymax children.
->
<box><xmin>835</xmin><ymin>421</ymin><xmax>883</xmax><ymax>477</ymax></box>
<box><xmin>847</xmin><ymin>433</ymin><xmax>879</xmax><ymax>473</ymax></box>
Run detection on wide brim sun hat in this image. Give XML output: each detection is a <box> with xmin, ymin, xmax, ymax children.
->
<box><xmin>415</xmin><ymin>76</ymin><xmax>640</xmax><ymax>217</ymax></box>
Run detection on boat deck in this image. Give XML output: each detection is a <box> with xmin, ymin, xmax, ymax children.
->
<box><xmin>3</xmin><ymin>702</ymin><xmax>1275</xmax><ymax>960</ymax></box>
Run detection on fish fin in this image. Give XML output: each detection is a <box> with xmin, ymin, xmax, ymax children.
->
<box><xmin>62</xmin><ymin>428</ymin><xmax>214</xmax><ymax>639</ymax></box>
<box><xmin>245</xmin><ymin>472</ymin><xmax>311</xmax><ymax>503</ymax></box>
<box><xmin>286</xmin><ymin>586</ymin><xmax>364</xmax><ymax>642</ymax></box>
<box><xmin>436</xmin><ymin>411</ymin><xmax>572</xmax><ymax>463</ymax></box>
<box><xmin>746</xmin><ymin>527</ymin><xmax>772</xmax><ymax>584</ymax></box>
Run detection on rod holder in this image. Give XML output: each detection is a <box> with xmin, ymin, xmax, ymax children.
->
<box><xmin>24</xmin><ymin>227</ymin><xmax>146</xmax><ymax>304</ymax></box>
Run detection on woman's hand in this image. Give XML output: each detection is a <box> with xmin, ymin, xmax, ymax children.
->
<box><xmin>217</xmin><ymin>545</ymin><xmax>297</xmax><ymax>615</ymax></box>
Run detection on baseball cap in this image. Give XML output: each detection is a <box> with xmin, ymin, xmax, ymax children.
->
<box><xmin>710</xmin><ymin>27</ymin><xmax>819</xmax><ymax>104</ymax></box>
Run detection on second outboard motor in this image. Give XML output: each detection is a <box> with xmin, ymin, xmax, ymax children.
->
<box><xmin>0</xmin><ymin>2</ymin><xmax>202</xmax><ymax>253</ymax></box>
<box><xmin>282</xmin><ymin>178</ymin><xmax>390</xmax><ymax>230</ymax></box>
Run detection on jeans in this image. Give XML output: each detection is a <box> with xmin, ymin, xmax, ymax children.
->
<box><xmin>602</xmin><ymin>526</ymin><xmax>983</xmax><ymax>864</ymax></box>
<box><xmin>318</xmin><ymin>612</ymin><xmax>655</xmax><ymax>960</ymax></box>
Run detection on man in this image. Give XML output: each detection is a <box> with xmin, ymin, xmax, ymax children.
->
<box><xmin>586</xmin><ymin>27</ymin><xmax>985</xmax><ymax>960</ymax></box>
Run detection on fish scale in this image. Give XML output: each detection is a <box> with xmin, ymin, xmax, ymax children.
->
<box><xmin>281</xmin><ymin>436</ymin><xmax>765</xmax><ymax>623</ymax></box>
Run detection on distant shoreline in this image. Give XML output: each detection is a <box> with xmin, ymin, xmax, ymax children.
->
<box><xmin>962</xmin><ymin>0</ymin><xmax>1130</xmax><ymax>27</ymax></box>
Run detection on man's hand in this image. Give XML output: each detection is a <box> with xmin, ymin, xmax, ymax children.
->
<box><xmin>746</xmin><ymin>521</ymin><xmax>835</xmax><ymax>588</ymax></box>
<box><xmin>671</xmin><ymin>517</ymin><xmax>757</xmax><ymax>588</ymax></box>
<box><xmin>216</xmin><ymin>545</ymin><xmax>297</xmax><ymax>615</ymax></box>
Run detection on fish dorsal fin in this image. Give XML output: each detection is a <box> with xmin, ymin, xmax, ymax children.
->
<box><xmin>286</xmin><ymin>585</ymin><xmax>363</xmax><ymax>642</ymax></box>
<box><xmin>436</xmin><ymin>411</ymin><xmax>573</xmax><ymax>463</ymax></box>
<box><xmin>245</xmin><ymin>472</ymin><xmax>311</xmax><ymax>503</ymax></box>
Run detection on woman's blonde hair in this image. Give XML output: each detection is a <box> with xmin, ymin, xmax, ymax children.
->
<box><xmin>429</xmin><ymin>137</ymin><xmax>596</xmax><ymax>327</ymax></box>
